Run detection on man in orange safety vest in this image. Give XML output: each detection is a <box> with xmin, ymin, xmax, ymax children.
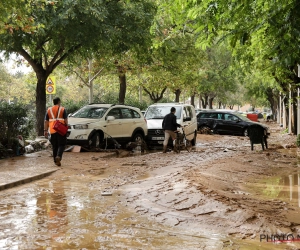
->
<box><xmin>44</xmin><ymin>97</ymin><xmax>68</xmax><ymax>166</ymax></box>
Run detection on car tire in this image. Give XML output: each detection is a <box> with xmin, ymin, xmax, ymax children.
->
<box><xmin>243</xmin><ymin>128</ymin><xmax>249</xmax><ymax>137</ymax></box>
<box><xmin>91</xmin><ymin>132</ymin><xmax>101</xmax><ymax>148</ymax></box>
<box><xmin>132</xmin><ymin>133</ymin><xmax>144</xmax><ymax>143</ymax></box>
<box><xmin>199</xmin><ymin>126</ymin><xmax>212</xmax><ymax>134</ymax></box>
<box><xmin>191</xmin><ymin>131</ymin><xmax>197</xmax><ymax>146</ymax></box>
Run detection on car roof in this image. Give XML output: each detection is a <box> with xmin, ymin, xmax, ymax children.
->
<box><xmin>198</xmin><ymin>110</ymin><xmax>239</xmax><ymax>114</ymax></box>
<box><xmin>149</xmin><ymin>103</ymin><xmax>193</xmax><ymax>107</ymax></box>
<box><xmin>88</xmin><ymin>104</ymin><xmax>113</xmax><ymax>108</ymax></box>
<box><xmin>86</xmin><ymin>103</ymin><xmax>141</xmax><ymax>112</ymax></box>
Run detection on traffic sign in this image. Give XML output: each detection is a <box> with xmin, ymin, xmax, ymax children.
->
<box><xmin>46</xmin><ymin>76</ymin><xmax>56</xmax><ymax>94</ymax></box>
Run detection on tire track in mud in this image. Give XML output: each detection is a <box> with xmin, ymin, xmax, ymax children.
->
<box><xmin>120</xmin><ymin>136</ymin><xmax>298</xmax><ymax>240</ymax></box>
<box><xmin>122</xmin><ymin>139</ymin><xmax>246</xmax><ymax>236</ymax></box>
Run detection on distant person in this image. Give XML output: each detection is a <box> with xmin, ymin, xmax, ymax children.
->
<box><xmin>162</xmin><ymin>107</ymin><xmax>181</xmax><ymax>153</ymax></box>
<box><xmin>44</xmin><ymin>97</ymin><xmax>68</xmax><ymax>166</ymax></box>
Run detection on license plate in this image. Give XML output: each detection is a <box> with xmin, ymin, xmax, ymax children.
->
<box><xmin>152</xmin><ymin>137</ymin><xmax>164</xmax><ymax>140</ymax></box>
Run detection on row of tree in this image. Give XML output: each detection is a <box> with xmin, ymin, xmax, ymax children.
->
<box><xmin>0</xmin><ymin>0</ymin><xmax>299</xmax><ymax>135</ymax></box>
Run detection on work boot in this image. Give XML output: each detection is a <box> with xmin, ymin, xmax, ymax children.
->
<box><xmin>163</xmin><ymin>146</ymin><xmax>167</xmax><ymax>153</ymax></box>
<box><xmin>55</xmin><ymin>156</ymin><xmax>61</xmax><ymax>166</ymax></box>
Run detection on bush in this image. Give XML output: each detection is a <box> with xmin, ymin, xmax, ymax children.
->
<box><xmin>0</xmin><ymin>102</ymin><xmax>34</xmax><ymax>148</ymax></box>
<box><xmin>297</xmin><ymin>134</ymin><xmax>300</xmax><ymax>147</ymax></box>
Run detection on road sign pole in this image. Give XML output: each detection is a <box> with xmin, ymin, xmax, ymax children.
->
<box><xmin>49</xmin><ymin>94</ymin><xmax>52</xmax><ymax>106</ymax></box>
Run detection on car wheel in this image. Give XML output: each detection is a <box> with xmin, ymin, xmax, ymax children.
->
<box><xmin>199</xmin><ymin>126</ymin><xmax>212</xmax><ymax>134</ymax></box>
<box><xmin>132</xmin><ymin>133</ymin><xmax>144</xmax><ymax>143</ymax></box>
<box><xmin>91</xmin><ymin>132</ymin><xmax>101</xmax><ymax>148</ymax></box>
<box><xmin>191</xmin><ymin>131</ymin><xmax>197</xmax><ymax>146</ymax></box>
<box><xmin>243</xmin><ymin>128</ymin><xmax>249</xmax><ymax>137</ymax></box>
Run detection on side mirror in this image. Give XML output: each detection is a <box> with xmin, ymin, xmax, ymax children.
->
<box><xmin>106</xmin><ymin>116</ymin><xmax>115</xmax><ymax>121</ymax></box>
<box><xmin>183</xmin><ymin>117</ymin><xmax>191</xmax><ymax>122</ymax></box>
<box><xmin>68</xmin><ymin>113</ymin><xmax>73</xmax><ymax>117</ymax></box>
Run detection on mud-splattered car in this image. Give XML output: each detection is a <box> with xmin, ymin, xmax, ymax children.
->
<box><xmin>197</xmin><ymin>110</ymin><xmax>270</xmax><ymax>136</ymax></box>
<box><xmin>67</xmin><ymin>104</ymin><xmax>147</xmax><ymax>148</ymax></box>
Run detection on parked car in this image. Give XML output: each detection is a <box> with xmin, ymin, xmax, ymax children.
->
<box><xmin>144</xmin><ymin>103</ymin><xmax>198</xmax><ymax>147</ymax></box>
<box><xmin>197</xmin><ymin>110</ymin><xmax>270</xmax><ymax>136</ymax></box>
<box><xmin>67</xmin><ymin>104</ymin><xmax>147</xmax><ymax>148</ymax></box>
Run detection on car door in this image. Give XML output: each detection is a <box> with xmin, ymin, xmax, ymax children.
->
<box><xmin>182</xmin><ymin>106</ymin><xmax>195</xmax><ymax>140</ymax></box>
<box><xmin>222</xmin><ymin>113</ymin><xmax>243</xmax><ymax>134</ymax></box>
<box><xmin>120</xmin><ymin>108</ymin><xmax>134</xmax><ymax>139</ymax></box>
<box><xmin>105</xmin><ymin>108</ymin><xmax>122</xmax><ymax>138</ymax></box>
<box><xmin>212</xmin><ymin>113</ymin><xmax>226</xmax><ymax>133</ymax></box>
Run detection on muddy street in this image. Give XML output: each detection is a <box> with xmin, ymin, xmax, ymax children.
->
<box><xmin>0</xmin><ymin>123</ymin><xmax>299</xmax><ymax>249</ymax></box>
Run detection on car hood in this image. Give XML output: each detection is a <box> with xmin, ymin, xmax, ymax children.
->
<box><xmin>68</xmin><ymin>117</ymin><xmax>100</xmax><ymax>126</ymax></box>
<box><xmin>146</xmin><ymin>119</ymin><xmax>180</xmax><ymax>129</ymax></box>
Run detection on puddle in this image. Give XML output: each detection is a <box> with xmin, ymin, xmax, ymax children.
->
<box><xmin>0</xmin><ymin>175</ymin><xmax>229</xmax><ymax>249</ymax></box>
<box><xmin>246</xmin><ymin>173</ymin><xmax>300</xmax><ymax>206</ymax></box>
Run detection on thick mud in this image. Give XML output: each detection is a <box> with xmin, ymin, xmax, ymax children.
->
<box><xmin>0</xmin><ymin>122</ymin><xmax>300</xmax><ymax>249</ymax></box>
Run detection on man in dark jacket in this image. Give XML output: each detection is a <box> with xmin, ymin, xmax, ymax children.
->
<box><xmin>162</xmin><ymin>107</ymin><xmax>181</xmax><ymax>153</ymax></box>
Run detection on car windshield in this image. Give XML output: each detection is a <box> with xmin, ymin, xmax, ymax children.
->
<box><xmin>71</xmin><ymin>106</ymin><xmax>108</xmax><ymax>119</ymax></box>
<box><xmin>145</xmin><ymin>106</ymin><xmax>182</xmax><ymax>119</ymax></box>
<box><xmin>233</xmin><ymin>112</ymin><xmax>251</xmax><ymax>121</ymax></box>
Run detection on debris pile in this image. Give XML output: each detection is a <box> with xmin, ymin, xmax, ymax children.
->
<box><xmin>25</xmin><ymin>137</ymin><xmax>51</xmax><ymax>154</ymax></box>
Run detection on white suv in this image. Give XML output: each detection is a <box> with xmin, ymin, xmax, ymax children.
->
<box><xmin>144</xmin><ymin>103</ymin><xmax>197</xmax><ymax>147</ymax></box>
<box><xmin>67</xmin><ymin>104</ymin><xmax>147</xmax><ymax>148</ymax></box>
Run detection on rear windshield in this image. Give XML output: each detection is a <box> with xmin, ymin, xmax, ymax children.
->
<box><xmin>145</xmin><ymin>106</ymin><xmax>182</xmax><ymax>119</ymax></box>
<box><xmin>71</xmin><ymin>106</ymin><xmax>108</xmax><ymax>119</ymax></box>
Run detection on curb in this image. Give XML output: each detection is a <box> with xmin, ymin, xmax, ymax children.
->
<box><xmin>0</xmin><ymin>169</ymin><xmax>58</xmax><ymax>191</ymax></box>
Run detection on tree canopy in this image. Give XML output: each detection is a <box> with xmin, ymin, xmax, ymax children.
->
<box><xmin>0</xmin><ymin>0</ymin><xmax>156</xmax><ymax>134</ymax></box>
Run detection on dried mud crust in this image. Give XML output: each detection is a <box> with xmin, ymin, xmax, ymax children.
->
<box><xmin>49</xmin><ymin>122</ymin><xmax>298</xmax><ymax>240</ymax></box>
<box><xmin>120</xmin><ymin>123</ymin><xmax>299</xmax><ymax>240</ymax></box>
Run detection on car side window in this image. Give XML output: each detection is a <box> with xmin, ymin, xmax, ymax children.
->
<box><xmin>224</xmin><ymin>114</ymin><xmax>239</xmax><ymax>121</ymax></box>
<box><xmin>217</xmin><ymin>113</ymin><xmax>224</xmax><ymax>119</ymax></box>
<box><xmin>132</xmin><ymin>110</ymin><xmax>141</xmax><ymax>118</ymax></box>
<box><xmin>231</xmin><ymin>115</ymin><xmax>239</xmax><ymax>121</ymax></box>
<box><xmin>208</xmin><ymin>113</ymin><xmax>218</xmax><ymax>119</ymax></box>
<box><xmin>199</xmin><ymin>113</ymin><xmax>209</xmax><ymax>118</ymax></box>
<box><xmin>121</xmin><ymin>108</ymin><xmax>133</xmax><ymax>119</ymax></box>
<box><xmin>183</xmin><ymin>107</ymin><xmax>189</xmax><ymax>118</ymax></box>
<box><xmin>186</xmin><ymin>106</ymin><xmax>193</xmax><ymax>118</ymax></box>
<box><xmin>107</xmin><ymin>108</ymin><xmax>121</xmax><ymax>119</ymax></box>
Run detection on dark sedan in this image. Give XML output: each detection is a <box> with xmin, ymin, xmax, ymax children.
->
<box><xmin>197</xmin><ymin>111</ymin><xmax>270</xmax><ymax>136</ymax></box>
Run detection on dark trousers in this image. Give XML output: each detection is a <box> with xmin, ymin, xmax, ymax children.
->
<box><xmin>50</xmin><ymin>133</ymin><xmax>66</xmax><ymax>162</ymax></box>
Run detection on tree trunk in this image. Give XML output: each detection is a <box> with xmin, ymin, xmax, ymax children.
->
<box><xmin>293</xmin><ymin>89</ymin><xmax>297</xmax><ymax>134</ymax></box>
<box><xmin>201</xmin><ymin>95</ymin><xmax>208</xmax><ymax>109</ymax></box>
<box><xmin>36</xmin><ymin>74</ymin><xmax>48</xmax><ymax>136</ymax></box>
<box><xmin>143</xmin><ymin>87</ymin><xmax>167</xmax><ymax>103</ymax></box>
<box><xmin>190</xmin><ymin>94</ymin><xmax>195</xmax><ymax>107</ymax></box>
<box><xmin>266</xmin><ymin>87</ymin><xmax>279</xmax><ymax>121</ymax></box>
<box><xmin>208</xmin><ymin>97</ymin><xmax>214</xmax><ymax>109</ymax></box>
<box><xmin>117</xmin><ymin>65</ymin><xmax>126</xmax><ymax>104</ymax></box>
<box><xmin>174</xmin><ymin>89</ymin><xmax>181</xmax><ymax>102</ymax></box>
<box><xmin>198</xmin><ymin>94</ymin><xmax>201</xmax><ymax>108</ymax></box>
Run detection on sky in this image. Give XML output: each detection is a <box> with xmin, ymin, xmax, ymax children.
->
<box><xmin>1</xmin><ymin>52</ymin><xmax>32</xmax><ymax>74</ymax></box>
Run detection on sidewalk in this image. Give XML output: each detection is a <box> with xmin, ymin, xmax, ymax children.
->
<box><xmin>0</xmin><ymin>150</ymin><xmax>58</xmax><ymax>191</ymax></box>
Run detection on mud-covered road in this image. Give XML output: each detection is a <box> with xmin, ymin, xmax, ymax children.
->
<box><xmin>0</xmin><ymin>122</ymin><xmax>299</xmax><ymax>249</ymax></box>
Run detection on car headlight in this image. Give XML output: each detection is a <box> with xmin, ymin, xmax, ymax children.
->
<box><xmin>74</xmin><ymin>124</ymin><xmax>88</xmax><ymax>129</ymax></box>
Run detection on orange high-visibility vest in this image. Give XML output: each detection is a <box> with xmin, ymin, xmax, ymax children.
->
<box><xmin>47</xmin><ymin>105</ymin><xmax>66</xmax><ymax>134</ymax></box>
